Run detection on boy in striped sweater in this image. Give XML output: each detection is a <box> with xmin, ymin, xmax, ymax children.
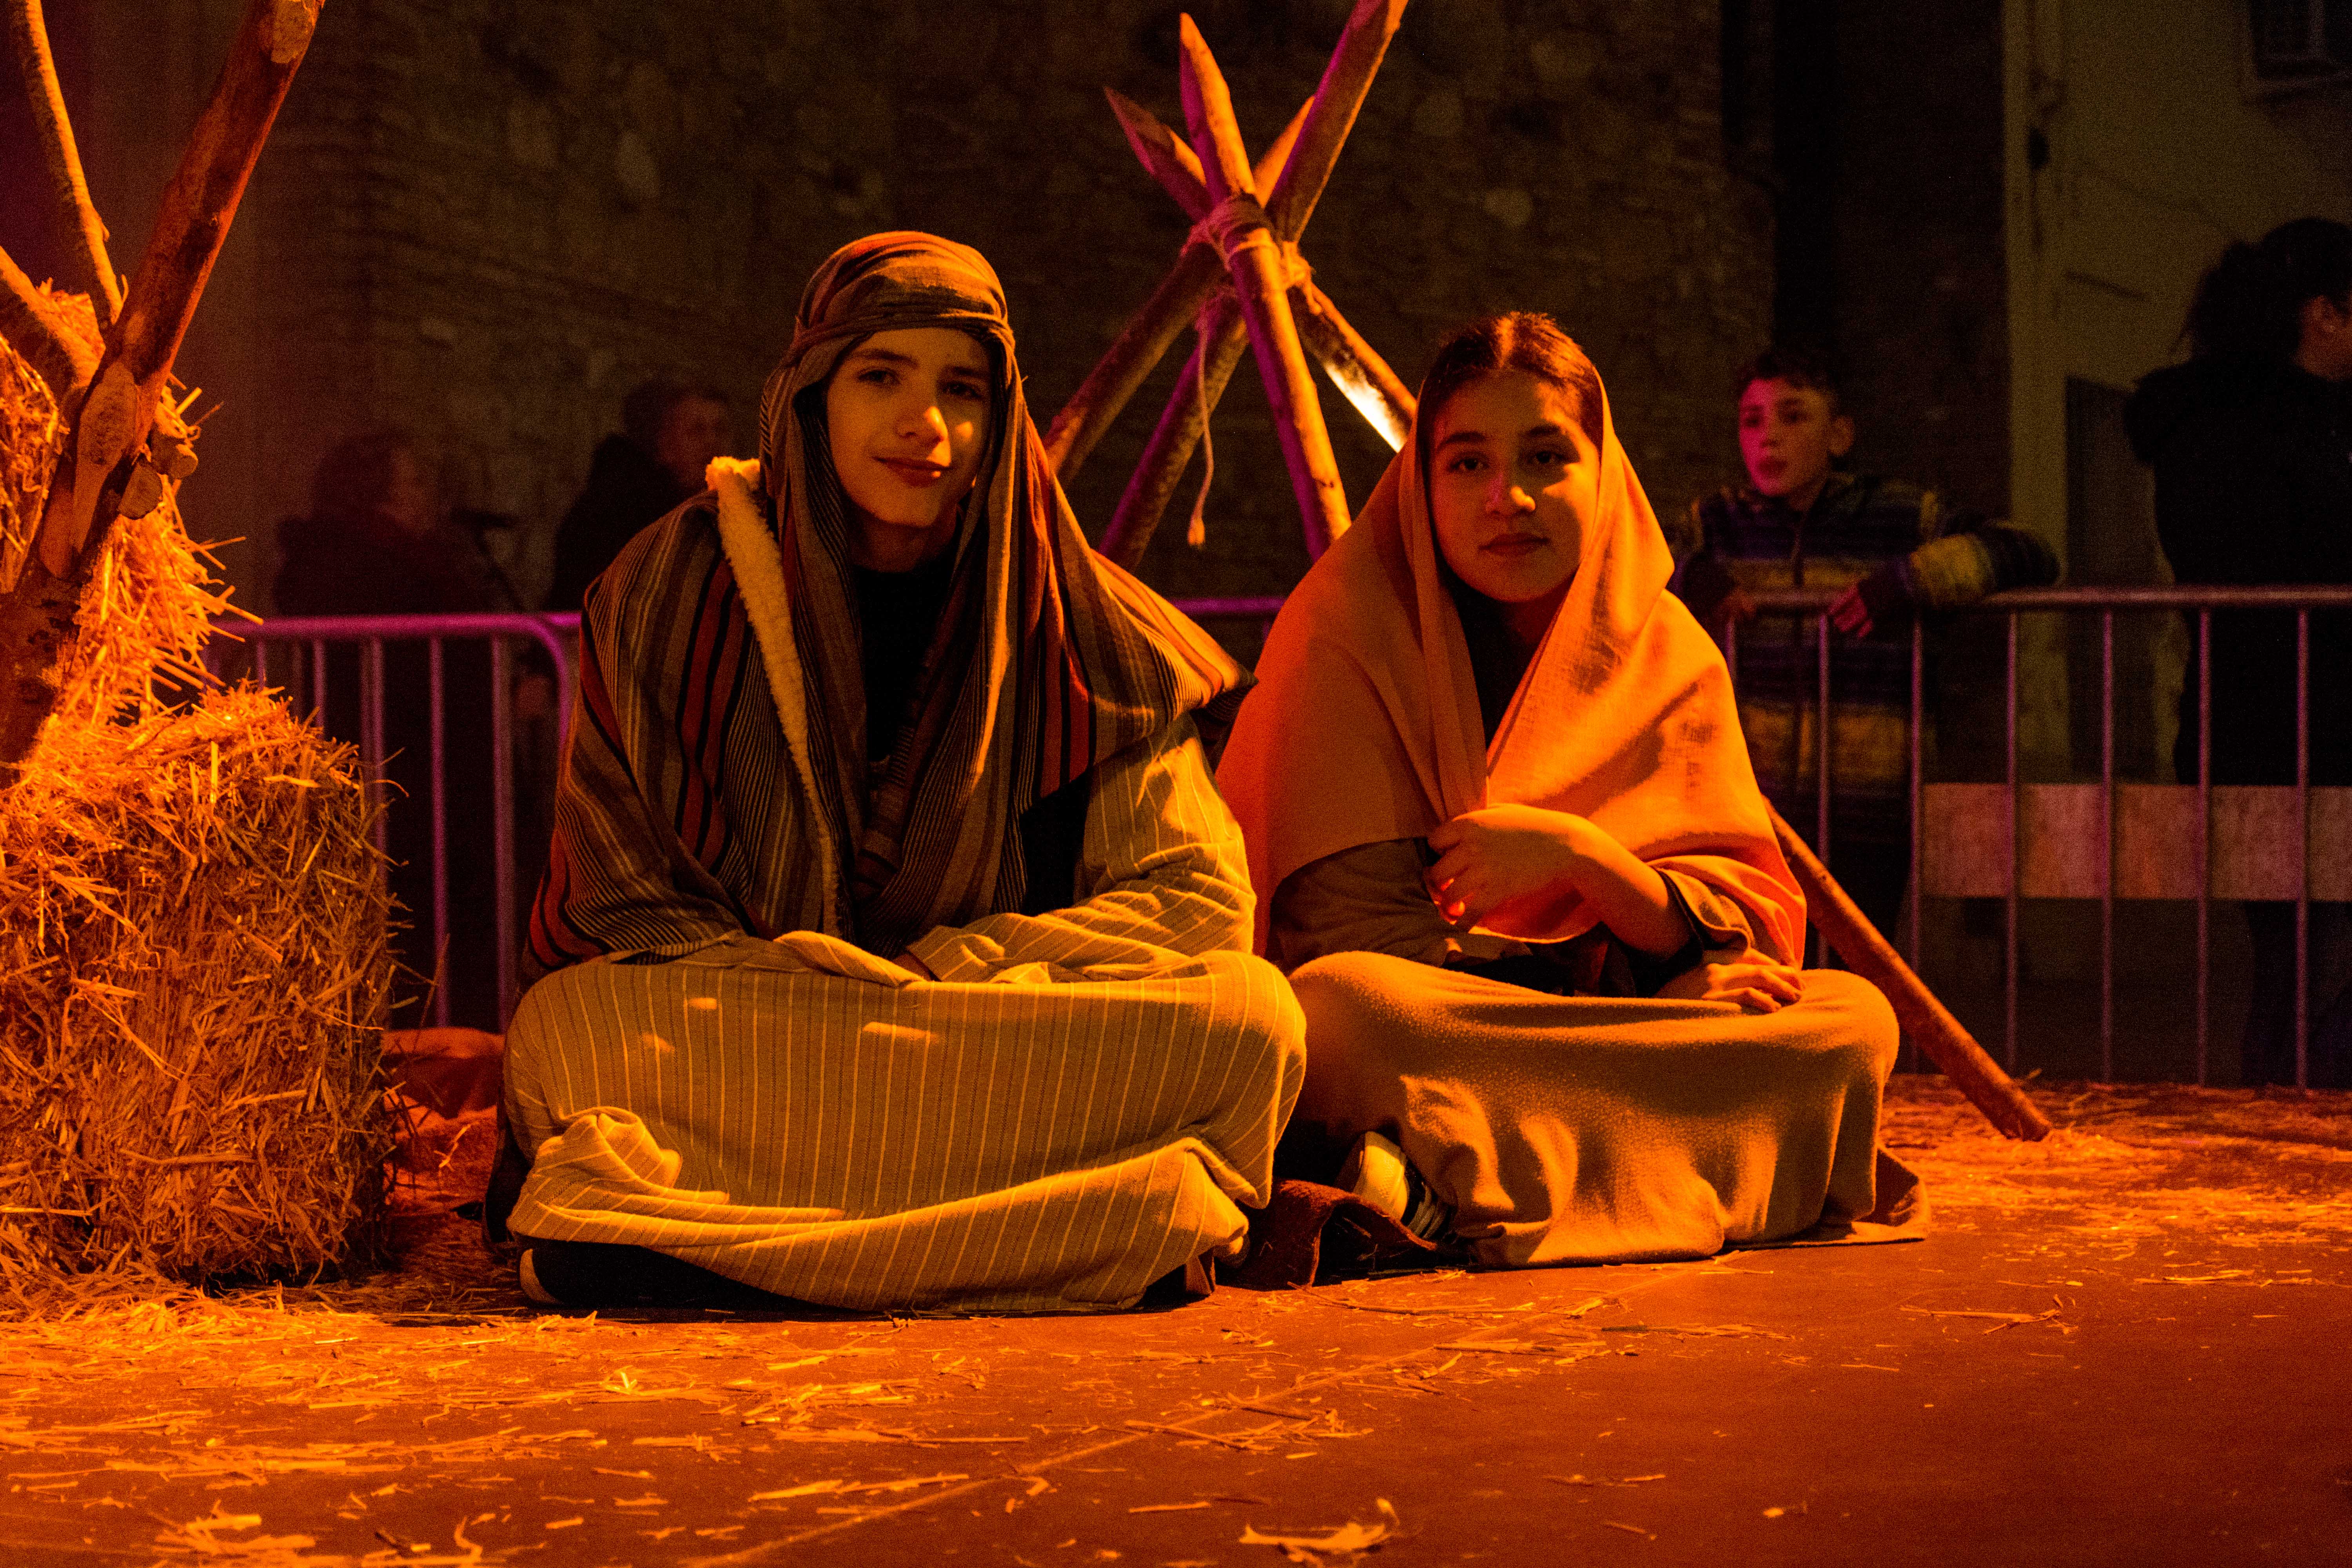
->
<box><xmin>1666</xmin><ymin>345</ymin><xmax>2057</xmax><ymax>944</ymax></box>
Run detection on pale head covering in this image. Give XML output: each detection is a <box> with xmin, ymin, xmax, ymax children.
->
<box><xmin>757</xmin><ymin>232</ymin><xmax>1246</xmax><ymax>954</ymax></box>
<box><xmin>1217</xmin><ymin>332</ymin><xmax>1804</xmax><ymax>960</ymax></box>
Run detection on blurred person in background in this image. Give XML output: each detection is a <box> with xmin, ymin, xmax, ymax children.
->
<box><xmin>277</xmin><ymin>430</ymin><xmax>539</xmax><ymax>1031</ymax></box>
<box><xmin>546</xmin><ymin>379</ymin><xmax>732</xmax><ymax>612</ymax></box>
<box><xmin>2127</xmin><ymin>217</ymin><xmax>2352</xmax><ymax>1089</ymax></box>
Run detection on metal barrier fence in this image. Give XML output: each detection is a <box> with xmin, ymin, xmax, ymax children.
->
<box><xmin>205</xmin><ymin>612</ymin><xmax>578</xmax><ymax>1027</ymax></box>
<box><xmin>1734</xmin><ymin>585</ymin><xmax>2352</xmax><ymax>1090</ymax></box>
<box><xmin>206</xmin><ymin>589</ymin><xmax>2347</xmax><ymax>1086</ymax></box>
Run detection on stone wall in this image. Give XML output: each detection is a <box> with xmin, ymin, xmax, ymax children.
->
<box><xmin>67</xmin><ymin>0</ymin><xmax>1777</xmax><ymax>620</ymax></box>
<box><xmin>1832</xmin><ymin>0</ymin><xmax>2010</xmax><ymax>521</ymax></box>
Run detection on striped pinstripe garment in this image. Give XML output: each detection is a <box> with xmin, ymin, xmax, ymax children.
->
<box><xmin>506</xmin><ymin>234</ymin><xmax>1302</xmax><ymax>1312</ymax></box>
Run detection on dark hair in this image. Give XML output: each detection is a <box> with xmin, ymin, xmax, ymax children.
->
<box><xmin>2183</xmin><ymin>218</ymin><xmax>2352</xmax><ymax>362</ymax></box>
<box><xmin>1733</xmin><ymin>341</ymin><xmax>1841</xmax><ymax>410</ymax></box>
<box><xmin>1417</xmin><ymin>312</ymin><xmax>1603</xmax><ymax>469</ymax></box>
<box><xmin>308</xmin><ymin>428</ymin><xmax>421</xmax><ymax>531</ymax></box>
<box><xmin>621</xmin><ymin>377</ymin><xmax>728</xmax><ymax>452</ymax></box>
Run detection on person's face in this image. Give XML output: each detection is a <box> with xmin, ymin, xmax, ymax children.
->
<box><xmin>656</xmin><ymin>394</ymin><xmax>731</xmax><ymax>493</ymax></box>
<box><xmin>1737</xmin><ymin>377</ymin><xmax>1853</xmax><ymax>506</ymax></box>
<box><xmin>823</xmin><ymin>327</ymin><xmax>993</xmax><ymax>570</ymax></box>
<box><xmin>1426</xmin><ymin>370</ymin><xmax>1598</xmax><ymax>642</ymax></box>
<box><xmin>381</xmin><ymin>449</ymin><xmax>434</xmax><ymax>536</ymax></box>
<box><xmin>2296</xmin><ymin>292</ymin><xmax>2352</xmax><ymax>382</ymax></box>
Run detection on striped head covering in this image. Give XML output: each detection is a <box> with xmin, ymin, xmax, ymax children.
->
<box><xmin>755</xmin><ymin>232</ymin><xmax>1246</xmax><ymax>954</ymax></box>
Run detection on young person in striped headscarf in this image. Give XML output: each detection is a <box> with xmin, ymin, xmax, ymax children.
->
<box><xmin>501</xmin><ymin>233</ymin><xmax>1303</xmax><ymax>1312</ymax></box>
<box><xmin>1218</xmin><ymin>313</ymin><xmax>1918</xmax><ymax>1265</ymax></box>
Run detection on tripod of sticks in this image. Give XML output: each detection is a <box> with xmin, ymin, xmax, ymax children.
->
<box><xmin>1056</xmin><ymin>0</ymin><xmax>2050</xmax><ymax>1141</ymax></box>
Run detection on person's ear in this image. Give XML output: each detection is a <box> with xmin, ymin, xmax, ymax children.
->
<box><xmin>1827</xmin><ymin>412</ymin><xmax>1857</xmax><ymax>459</ymax></box>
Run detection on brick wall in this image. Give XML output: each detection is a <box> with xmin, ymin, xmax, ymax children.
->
<box><xmin>1831</xmin><ymin>0</ymin><xmax>2010</xmax><ymax>520</ymax></box>
<box><xmin>78</xmin><ymin>0</ymin><xmax>1777</xmax><ymax>619</ymax></box>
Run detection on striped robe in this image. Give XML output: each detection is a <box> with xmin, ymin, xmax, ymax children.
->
<box><xmin>508</xmin><ymin>504</ymin><xmax>1302</xmax><ymax>1312</ymax></box>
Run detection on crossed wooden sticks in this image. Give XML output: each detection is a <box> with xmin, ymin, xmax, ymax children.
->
<box><xmin>1045</xmin><ymin>0</ymin><xmax>1413</xmax><ymax>570</ymax></box>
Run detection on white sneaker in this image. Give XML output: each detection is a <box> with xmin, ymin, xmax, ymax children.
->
<box><xmin>1338</xmin><ymin>1132</ymin><xmax>1454</xmax><ymax>1243</ymax></box>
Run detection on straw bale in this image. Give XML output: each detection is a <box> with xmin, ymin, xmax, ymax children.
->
<box><xmin>0</xmin><ymin>290</ymin><xmax>395</xmax><ymax>1312</ymax></box>
<box><xmin>0</xmin><ymin>687</ymin><xmax>396</xmax><ymax>1306</ymax></box>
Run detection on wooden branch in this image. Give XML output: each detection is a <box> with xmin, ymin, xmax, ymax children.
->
<box><xmin>1255</xmin><ymin>96</ymin><xmax>1311</xmax><ymax>208</ymax></box>
<box><xmin>0</xmin><ymin>0</ymin><xmax>319</xmax><ymax>777</ymax></box>
<box><xmin>5</xmin><ymin>0</ymin><xmax>122</xmax><ymax>321</ymax></box>
<box><xmin>1107</xmin><ymin>88</ymin><xmax>1307</xmax><ymax>229</ymax></box>
<box><xmin>1040</xmin><ymin>238</ymin><xmax>1225</xmax><ymax>487</ymax></box>
<box><xmin>1771</xmin><ymin>808</ymin><xmax>2053</xmax><ymax>1141</ymax></box>
<box><xmin>1294</xmin><ymin>282</ymin><xmax>1412</xmax><ymax>451</ymax></box>
<box><xmin>1107</xmin><ymin>86</ymin><xmax>1209</xmax><ymax>218</ymax></box>
<box><xmin>1179</xmin><ymin>16</ymin><xmax>1350</xmax><ymax>557</ymax></box>
<box><xmin>34</xmin><ymin>0</ymin><xmax>319</xmax><ymax>579</ymax></box>
<box><xmin>1262</xmin><ymin>0</ymin><xmax>1407</xmax><ymax>240</ymax></box>
<box><xmin>1101</xmin><ymin>294</ymin><xmax>1249</xmax><ymax>570</ymax></box>
<box><xmin>0</xmin><ymin>241</ymin><xmax>96</xmax><ymax>401</ymax></box>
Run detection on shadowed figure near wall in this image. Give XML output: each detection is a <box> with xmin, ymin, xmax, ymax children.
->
<box><xmin>277</xmin><ymin>429</ymin><xmax>546</xmax><ymax>1029</ymax></box>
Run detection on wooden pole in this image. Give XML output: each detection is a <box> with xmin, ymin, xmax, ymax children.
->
<box><xmin>1107</xmin><ymin>88</ymin><xmax>1307</xmax><ymax>228</ymax></box>
<box><xmin>34</xmin><ymin>0</ymin><xmax>319</xmax><ymax>579</ymax></box>
<box><xmin>1039</xmin><ymin>239</ymin><xmax>1224</xmax><ymax>487</ymax></box>
<box><xmin>4</xmin><ymin>0</ymin><xmax>122</xmax><ymax>322</ymax></box>
<box><xmin>1295</xmin><ymin>282</ymin><xmax>1412</xmax><ymax>451</ymax></box>
<box><xmin>1771</xmin><ymin>807</ymin><xmax>2052</xmax><ymax>1141</ymax></box>
<box><xmin>1253</xmin><ymin>96</ymin><xmax>1312</xmax><ymax>201</ymax></box>
<box><xmin>1100</xmin><ymin>294</ymin><xmax>1249</xmax><ymax>570</ymax></box>
<box><xmin>1046</xmin><ymin>3</ymin><xmax>1398</xmax><ymax>494</ymax></box>
<box><xmin>1262</xmin><ymin>0</ymin><xmax>1408</xmax><ymax>240</ymax></box>
<box><xmin>1178</xmin><ymin>16</ymin><xmax>1350</xmax><ymax>556</ymax></box>
<box><xmin>1093</xmin><ymin>90</ymin><xmax>1335</xmax><ymax>565</ymax></box>
<box><xmin>0</xmin><ymin>0</ymin><xmax>321</xmax><ymax>775</ymax></box>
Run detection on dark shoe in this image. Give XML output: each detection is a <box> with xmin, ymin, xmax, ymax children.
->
<box><xmin>481</xmin><ymin>1109</ymin><xmax>529</xmax><ymax>1251</ymax></box>
<box><xmin>514</xmin><ymin>1236</ymin><xmax>759</xmax><ymax>1309</ymax></box>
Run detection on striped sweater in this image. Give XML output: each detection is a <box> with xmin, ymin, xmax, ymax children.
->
<box><xmin>1664</xmin><ymin>472</ymin><xmax>2058</xmax><ymax>846</ymax></box>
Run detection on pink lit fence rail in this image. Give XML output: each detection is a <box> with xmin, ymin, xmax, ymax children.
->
<box><xmin>206</xmin><ymin>588</ymin><xmax>2348</xmax><ymax>1086</ymax></box>
<box><xmin>205</xmin><ymin>612</ymin><xmax>578</xmax><ymax>1027</ymax></box>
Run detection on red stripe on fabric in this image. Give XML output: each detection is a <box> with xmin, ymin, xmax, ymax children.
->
<box><xmin>528</xmin><ymin>831</ymin><xmax>600</xmax><ymax>967</ymax></box>
<box><xmin>577</xmin><ymin>620</ymin><xmax>624</xmax><ymax>748</ymax></box>
<box><xmin>684</xmin><ymin>569</ymin><xmax>749</xmax><ymax>867</ymax></box>
<box><xmin>694</xmin><ymin>586</ymin><xmax>751</xmax><ymax>869</ymax></box>
<box><xmin>673</xmin><ymin>556</ymin><xmax>738</xmax><ymax>864</ymax></box>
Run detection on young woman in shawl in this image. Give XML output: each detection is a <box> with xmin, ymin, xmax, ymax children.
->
<box><xmin>501</xmin><ymin>233</ymin><xmax>1303</xmax><ymax>1313</ymax></box>
<box><xmin>1218</xmin><ymin>313</ymin><xmax>1916</xmax><ymax>1266</ymax></box>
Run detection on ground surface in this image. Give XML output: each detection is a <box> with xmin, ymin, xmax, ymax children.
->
<box><xmin>3</xmin><ymin>1076</ymin><xmax>2348</xmax><ymax>1568</ymax></box>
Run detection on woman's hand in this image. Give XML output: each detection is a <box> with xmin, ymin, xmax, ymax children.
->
<box><xmin>1424</xmin><ymin>804</ymin><xmax>1590</xmax><ymax>929</ymax></box>
<box><xmin>1428</xmin><ymin>805</ymin><xmax>1692</xmax><ymax>955</ymax></box>
<box><xmin>1655</xmin><ymin>959</ymin><xmax>1803</xmax><ymax>1013</ymax></box>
